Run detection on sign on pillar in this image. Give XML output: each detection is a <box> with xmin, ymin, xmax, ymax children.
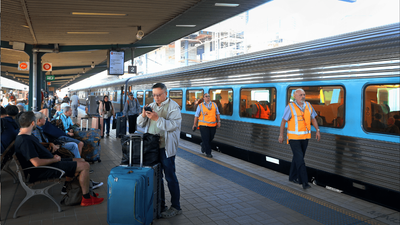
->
<box><xmin>42</xmin><ymin>63</ymin><xmax>52</xmax><ymax>71</ymax></box>
<box><xmin>18</xmin><ymin>61</ymin><xmax>30</xmax><ymax>71</ymax></box>
<box><xmin>47</xmin><ymin>82</ymin><xmax>51</xmax><ymax>86</ymax></box>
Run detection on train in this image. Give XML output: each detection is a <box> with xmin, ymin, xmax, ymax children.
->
<box><xmin>72</xmin><ymin>23</ymin><xmax>400</xmax><ymax>210</ymax></box>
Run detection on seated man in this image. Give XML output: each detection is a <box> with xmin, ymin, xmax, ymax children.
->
<box><xmin>1</xmin><ymin>105</ymin><xmax>20</xmax><ymax>153</ymax></box>
<box><xmin>14</xmin><ymin>111</ymin><xmax>104</xmax><ymax>206</ymax></box>
<box><xmin>57</xmin><ymin>105</ymin><xmax>79</xmax><ymax>136</ymax></box>
<box><xmin>41</xmin><ymin>112</ymin><xmax>84</xmax><ymax>158</ymax></box>
<box><xmin>33</xmin><ymin>112</ymin><xmax>103</xmax><ymax>193</ymax></box>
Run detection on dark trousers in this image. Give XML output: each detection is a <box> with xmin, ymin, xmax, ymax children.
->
<box><xmin>159</xmin><ymin>148</ymin><xmax>181</xmax><ymax>210</ymax></box>
<box><xmin>199</xmin><ymin>126</ymin><xmax>217</xmax><ymax>155</ymax></box>
<box><xmin>103</xmin><ymin>118</ymin><xmax>111</xmax><ymax>135</ymax></box>
<box><xmin>289</xmin><ymin>139</ymin><xmax>309</xmax><ymax>185</ymax></box>
<box><xmin>128</xmin><ymin>115</ymin><xmax>138</xmax><ymax>134</ymax></box>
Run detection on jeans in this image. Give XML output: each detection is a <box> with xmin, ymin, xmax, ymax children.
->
<box><xmin>103</xmin><ymin>118</ymin><xmax>111</xmax><ymax>135</ymax></box>
<box><xmin>63</xmin><ymin>142</ymin><xmax>81</xmax><ymax>158</ymax></box>
<box><xmin>159</xmin><ymin>148</ymin><xmax>181</xmax><ymax>210</ymax></box>
<box><xmin>199</xmin><ymin>126</ymin><xmax>217</xmax><ymax>155</ymax></box>
<box><xmin>289</xmin><ymin>139</ymin><xmax>309</xmax><ymax>185</ymax></box>
<box><xmin>71</xmin><ymin>104</ymin><xmax>79</xmax><ymax>118</ymax></box>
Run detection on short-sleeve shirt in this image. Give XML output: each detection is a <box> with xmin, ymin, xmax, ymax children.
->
<box><xmin>15</xmin><ymin>134</ymin><xmax>54</xmax><ymax>169</ymax></box>
<box><xmin>70</xmin><ymin>95</ymin><xmax>79</xmax><ymax>105</ymax></box>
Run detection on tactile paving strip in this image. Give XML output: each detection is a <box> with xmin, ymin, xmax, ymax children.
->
<box><xmin>178</xmin><ymin>147</ymin><xmax>383</xmax><ymax>225</ymax></box>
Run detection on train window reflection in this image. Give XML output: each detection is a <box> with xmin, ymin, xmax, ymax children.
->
<box><xmin>137</xmin><ymin>91</ymin><xmax>144</xmax><ymax>105</ymax></box>
<box><xmin>287</xmin><ymin>86</ymin><xmax>345</xmax><ymax>128</ymax></box>
<box><xmin>145</xmin><ymin>91</ymin><xmax>153</xmax><ymax>105</ymax></box>
<box><xmin>209</xmin><ymin>89</ymin><xmax>233</xmax><ymax>116</ymax></box>
<box><xmin>169</xmin><ymin>90</ymin><xmax>183</xmax><ymax>109</ymax></box>
<box><xmin>240</xmin><ymin>88</ymin><xmax>276</xmax><ymax>120</ymax></box>
<box><xmin>364</xmin><ymin>84</ymin><xmax>400</xmax><ymax>135</ymax></box>
<box><xmin>186</xmin><ymin>89</ymin><xmax>203</xmax><ymax>111</ymax></box>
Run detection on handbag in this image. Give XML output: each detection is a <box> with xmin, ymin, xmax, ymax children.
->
<box><xmin>41</xmin><ymin>142</ymin><xmax>75</xmax><ymax>158</ymax></box>
<box><xmin>120</xmin><ymin>133</ymin><xmax>160</xmax><ymax>166</ymax></box>
<box><xmin>61</xmin><ymin>176</ymin><xmax>94</xmax><ymax>206</ymax></box>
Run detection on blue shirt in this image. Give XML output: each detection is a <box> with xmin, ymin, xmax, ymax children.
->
<box><xmin>32</xmin><ymin>127</ymin><xmax>49</xmax><ymax>143</ymax></box>
<box><xmin>57</xmin><ymin>113</ymin><xmax>73</xmax><ymax>133</ymax></box>
<box><xmin>195</xmin><ymin>102</ymin><xmax>220</xmax><ymax>117</ymax></box>
<box><xmin>282</xmin><ymin>101</ymin><xmax>317</xmax><ymax>121</ymax></box>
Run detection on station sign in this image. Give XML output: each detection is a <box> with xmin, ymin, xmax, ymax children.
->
<box><xmin>42</xmin><ymin>63</ymin><xmax>52</xmax><ymax>71</ymax></box>
<box><xmin>46</xmin><ymin>75</ymin><xmax>55</xmax><ymax>81</ymax></box>
<box><xmin>47</xmin><ymin>82</ymin><xmax>51</xmax><ymax>86</ymax></box>
<box><xmin>18</xmin><ymin>61</ymin><xmax>30</xmax><ymax>71</ymax></box>
<box><xmin>128</xmin><ymin>66</ymin><xmax>137</xmax><ymax>74</ymax></box>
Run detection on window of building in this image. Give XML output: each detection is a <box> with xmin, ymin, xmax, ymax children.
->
<box><xmin>209</xmin><ymin>89</ymin><xmax>233</xmax><ymax>116</ymax></box>
<box><xmin>137</xmin><ymin>91</ymin><xmax>144</xmax><ymax>105</ymax></box>
<box><xmin>169</xmin><ymin>90</ymin><xmax>183</xmax><ymax>109</ymax></box>
<box><xmin>145</xmin><ymin>91</ymin><xmax>153</xmax><ymax>105</ymax></box>
<box><xmin>287</xmin><ymin>86</ymin><xmax>345</xmax><ymax>128</ymax></box>
<box><xmin>186</xmin><ymin>89</ymin><xmax>204</xmax><ymax>111</ymax></box>
<box><xmin>364</xmin><ymin>84</ymin><xmax>400</xmax><ymax>135</ymax></box>
<box><xmin>240</xmin><ymin>87</ymin><xmax>276</xmax><ymax>120</ymax></box>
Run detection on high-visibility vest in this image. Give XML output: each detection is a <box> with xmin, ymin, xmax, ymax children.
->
<box><xmin>198</xmin><ymin>102</ymin><xmax>217</xmax><ymax>127</ymax></box>
<box><xmin>253</xmin><ymin>102</ymin><xmax>270</xmax><ymax>119</ymax></box>
<box><xmin>287</xmin><ymin>102</ymin><xmax>313</xmax><ymax>142</ymax></box>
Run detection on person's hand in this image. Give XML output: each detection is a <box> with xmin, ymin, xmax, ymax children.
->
<box><xmin>217</xmin><ymin>121</ymin><xmax>221</xmax><ymax>128</ymax></box>
<box><xmin>192</xmin><ymin>124</ymin><xmax>196</xmax><ymax>130</ymax></box>
<box><xmin>278</xmin><ymin>135</ymin><xmax>284</xmax><ymax>144</ymax></box>
<box><xmin>122</xmin><ymin>115</ymin><xmax>125</xmax><ymax>117</ymax></box>
<box><xmin>54</xmin><ymin>155</ymin><xmax>61</xmax><ymax>162</ymax></box>
<box><xmin>142</xmin><ymin>105</ymin><xmax>148</xmax><ymax>118</ymax></box>
<box><xmin>49</xmin><ymin>143</ymin><xmax>59</xmax><ymax>153</ymax></box>
<box><xmin>146</xmin><ymin>111</ymin><xmax>159</xmax><ymax>121</ymax></box>
<box><xmin>316</xmin><ymin>131</ymin><xmax>321</xmax><ymax>142</ymax></box>
<box><xmin>67</xmin><ymin>131</ymin><xmax>74</xmax><ymax>137</ymax></box>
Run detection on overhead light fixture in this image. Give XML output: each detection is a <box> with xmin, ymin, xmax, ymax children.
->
<box><xmin>21</xmin><ymin>25</ymin><xmax>29</xmax><ymax>28</ymax></box>
<box><xmin>72</xmin><ymin>12</ymin><xmax>127</xmax><ymax>16</ymax></box>
<box><xmin>136</xmin><ymin>26</ymin><xmax>144</xmax><ymax>40</ymax></box>
<box><xmin>176</xmin><ymin>25</ymin><xmax>196</xmax><ymax>28</ymax></box>
<box><xmin>6</xmin><ymin>71</ymin><xmax>9</xmax><ymax>76</ymax></box>
<box><xmin>67</xmin><ymin>32</ymin><xmax>109</xmax><ymax>34</ymax></box>
<box><xmin>82</xmin><ymin>68</ymin><xmax>86</xmax><ymax>73</ymax></box>
<box><xmin>215</xmin><ymin>3</ymin><xmax>240</xmax><ymax>7</ymax></box>
<box><xmin>91</xmin><ymin>62</ymin><xmax>95</xmax><ymax>68</ymax></box>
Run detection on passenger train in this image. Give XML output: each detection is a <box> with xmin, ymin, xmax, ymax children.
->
<box><xmin>72</xmin><ymin>23</ymin><xmax>400</xmax><ymax>210</ymax></box>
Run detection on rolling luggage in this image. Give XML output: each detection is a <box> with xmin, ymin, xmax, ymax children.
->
<box><xmin>80</xmin><ymin>117</ymin><xmax>89</xmax><ymax>131</ymax></box>
<box><xmin>116</xmin><ymin>116</ymin><xmax>127</xmax><ymax>138</ymax></box>
<box><xmin>75</xmin><ymin>129</ymin><xmax>101</xmax><ymax>163</ymax></box>
<box><xmin>91</xmin><ymin>116</ymin><xmax>104</xmax><ymax>135</ymax></box>
<box><xmin>107</xmin><ymin>134</ymin><xmax>154</xmax><ymax>225</ymax></box>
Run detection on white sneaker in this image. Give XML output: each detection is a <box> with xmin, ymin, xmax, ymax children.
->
<box><xmin>91</xmin><ymin>180</ymin><xmax>103</xmax><ymax>189</ymax></box>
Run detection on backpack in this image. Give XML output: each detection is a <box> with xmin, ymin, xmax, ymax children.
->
<box><xmin>61</xmin><ymin>176</ymin><xmax>94</xmax><ymax>206</ymax></box>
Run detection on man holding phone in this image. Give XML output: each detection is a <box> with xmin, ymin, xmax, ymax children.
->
<box><xmin>137</xmin><ymin>83</ymin><xmax>182</xmax><ymax>218</ymax></box>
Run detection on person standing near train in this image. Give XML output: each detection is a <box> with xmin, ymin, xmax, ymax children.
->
<box><xmin>192</xmin><ymin>93</ymin><xmax>221</xmax><ymax>158</ymax></box>
<box><xmin>122</xmin><ymin>92</ymin><xmax>141</xmax><ymax>133</ymax></box>
<box><xmin>98</xmin><ymin>95</ymin><xmax>115</xmax><ymax>137</ymax></box>
<box><xmin>278</xmin><ymin>88</ymin><xmax>320</xmax><ymax>190</ymax></box>
<box><xmin>70</xmin><ymin>92</ymin><xmax>80</xmax><ymax>118</ymax></box>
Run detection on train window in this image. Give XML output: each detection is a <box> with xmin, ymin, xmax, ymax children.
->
<box><xmin>364</xmin><ymin>84</ymin><xmax>400</xmax><ymax>135</ymax></box>
<box><xmin>209</xmin><ymin>89</ymin><xmax>233</xmax><ymax>116</ymax></box>
<box><xmin>145</xmin><ymin>91</ymin><xmax>153</xmax><ymax>105</ymax></box>
<box><xmin>137</xmin><ymin>91</ymin><xmax>144</xmax><ymax>105</ymax></box>
<box><xmin>112</xmin><ymin>91</ymin><xmax>117</xmax><ymax>102</ymax></box>
<box><xmin>186</xmin><ymin>89</ymin><xmax>204</xmax><ymax>111</ymax></box>
<box><xmin>287</xmin><ymin>86</ymin><xmax>345</xmax><ymax>128</ymax></box>
<box><xmin>240</xmin><ymin>87</ymin><xmax>276</xmax><ymax>120</ymax></box>
<box><xmin>169</xmin><ymin>90</ymin><xmax>183</xmax><ymax>109</ymax></box>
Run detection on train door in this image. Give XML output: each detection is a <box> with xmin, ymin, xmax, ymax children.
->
<box><xmin>120</xmin><ymin>86</ymin><xmax>124</xmax><ymax>112</ymax></box>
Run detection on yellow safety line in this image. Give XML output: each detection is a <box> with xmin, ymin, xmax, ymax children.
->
<box><xmin>179</xmin><ymin>146</ymin><xmax>384</xmax><ymax>225</ymax></box>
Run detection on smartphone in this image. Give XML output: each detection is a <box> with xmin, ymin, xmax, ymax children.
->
<box><xmin>144</xmin><ymin>106</ymin><xmax>152</xmax><ymax>112</ymax></box>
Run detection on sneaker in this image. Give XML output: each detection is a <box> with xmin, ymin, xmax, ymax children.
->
<box><xmin>161</xmin><ymin>207</ymin><xmax>182</xmax><ymax>218</ymax></box>
<box><xmin>91</xmin><ymin>180</ymin><xmax>104</xmax><ymax>189</ymax></box>
<box><xmin>89</xmin><ymin>169</ymin><xmax>94</xmax><ymax>174</ymax></box>
<box><xmin>61</xmin><ymin>186</ymin><xmax>67</xmax><ymax>195</ymax></box>
<box><xmin>81</xmin><ymin>195</ymin><xmax>104</xmax><ymax>207</ymax></box>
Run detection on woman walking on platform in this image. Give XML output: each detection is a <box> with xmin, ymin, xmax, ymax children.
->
<box><xmin>99</xmin><ymin>95</ymin><xmax>115</xmax><ymax>137</ymax></box>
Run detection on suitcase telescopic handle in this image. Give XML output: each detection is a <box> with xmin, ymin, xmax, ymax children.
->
<box><xmin>128</xmin><ymin>134</ymin><xmax>143</xmax><ymax>167</ymax></box>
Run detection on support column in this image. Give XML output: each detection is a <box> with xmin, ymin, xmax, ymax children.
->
<box><xmin>28</xmin><ymin>50</ymin><xmax>44</xmax><ymax>112</ymax></box>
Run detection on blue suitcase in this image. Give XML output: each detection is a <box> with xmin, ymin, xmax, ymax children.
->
<box><xmin>107</xmin><ymin>134</ymin><xmax>154</xmax><ymax>225</ymax></box>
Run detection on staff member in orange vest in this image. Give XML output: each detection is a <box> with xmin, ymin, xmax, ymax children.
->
<box><xmin>278</xmin><ymin>88</ymin><xmax>321</xmax><ymax>189</ymax></box>
<box><xmin>252</xmin><ymin>101</ymin><xmax>270</xmax><ymax>119</ymax></box>
<box><xmin>192</xmin><ymin>93</ymin><xmax>221</xmax><ymax>158</ymax></box>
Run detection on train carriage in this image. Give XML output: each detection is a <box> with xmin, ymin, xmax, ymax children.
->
<box><xmin>72</xmin><ymin>23</ymin><xmax>400</xmax><ymax>210</ymax></box>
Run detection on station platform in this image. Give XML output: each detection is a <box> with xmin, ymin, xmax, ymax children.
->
<box><xmin>1</xmin><ymin>107</ymin><xmax>399</xmax><ymax>225</ymax></box>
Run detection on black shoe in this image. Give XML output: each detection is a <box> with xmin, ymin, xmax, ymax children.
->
<box><xmin>289</xmin><ymin>179</ymin><xmax>300</xmax><ymax>184</ymax></box>
<box><xmin>61</xmin><ymin>186</ymin><xmax>67</xmax><ymax>195</ymax></box>
<box><xmin>206</xmin><ymin>154</ymin><xmax>213</xmax><ymax>158</ymax></box>
<box><xmin>91</xmin><ymin>180</ymin><xmax>104</xmax><ymax>189</ymax></box>
<box><xmin>302</xmin><ymin>184</ymin><xmax>311</xmax><ymax>190</ymax></box>
<box><xmin>106</xmin><ymin>133</ymin><xmax>110</xmax><ymax>137</ymax></box>
<box><xmin>101</xmin><ymin>136</ymin><xmax>104</xmax><ymax>139</ymax></box>
<box><xmin>200</xmin><ymin>142</ymin><xmax>205</xmax><ymax>153</ymax></box>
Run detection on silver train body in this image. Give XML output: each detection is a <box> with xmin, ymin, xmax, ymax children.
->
<box><xmin>73</xmin><ymin>23</ymin><xmax>400</xmax><ymax>210</ymax></box>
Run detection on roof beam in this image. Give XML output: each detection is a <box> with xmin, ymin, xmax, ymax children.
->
<box><xmin>20</xmin><ymin>0</ymin><xmax>38</xmax><ymax>44</ymax></box>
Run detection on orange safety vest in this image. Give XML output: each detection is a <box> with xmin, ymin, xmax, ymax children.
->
<box><xmin>253</xmin><ymin>102</ymin><xmax>270</xmax><ymax>119</ymax></box>
<box><xmin>287</xmin><ymin>102</ymin><xmax>313</xmax><ymax>142</ymax></box>
<box><xmin>198</xmin><ymin>102</ymin><xmax>218</xmax><ymax>127</ymax></box>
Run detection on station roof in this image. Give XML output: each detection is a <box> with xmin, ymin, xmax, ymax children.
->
<box><xmin>1</xmin><ymin>0</ymin><xmax>269</xmax><ymax>90</ymax></box>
